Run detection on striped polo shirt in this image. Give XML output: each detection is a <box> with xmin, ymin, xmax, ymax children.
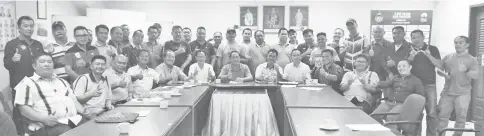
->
<box><xmin>50</xmin><ymin>42</ymin><xmax>75</xmax><ymax>79</ymax></box>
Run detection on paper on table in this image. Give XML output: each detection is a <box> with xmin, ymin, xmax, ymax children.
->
<box><xmin>281</xmin><ymin>85</ymin><xmax>297</xmax><ymax>88</ymax></box>
<box><xmin>137</xmin><ymin>110</ymin><xmax>151</xmax><ymax>117</ymax></box>
<box><xmin>346</xmin><ymin>124</ymin><xmax>390</xmax><ymax>131</ymax></box>
<box><xmin>300</xmin><ymin>87</ymin><xmax>322</xmax><ymax>91</ymax></box>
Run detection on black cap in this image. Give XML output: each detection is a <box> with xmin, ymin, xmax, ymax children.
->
<box><xmin>226</xmin><ymin>28</ymin><xmax>236</xmax><ymax>34</ymax></box>
<box><xmin>52</xmin><ymin>21</ymin><xmax>65</xmax><ymax>30</ymax></box>
<box><xmin>346</xmin><ymin>18</ymin><xmax>357</xmax><ymax>26</ymax></box>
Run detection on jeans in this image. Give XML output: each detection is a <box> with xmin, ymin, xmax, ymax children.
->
<box><xmin>424</xmin><ymin>84</ymin><xmax>438</xmax><ymax>136</ymax></box>
<box><xmin>371</xmin><ymin>101</ymin><xmax>403</xmax><ymax>134</ymax></box>
<box><xmin>437</xmin><ymin>92</ymin><xmax>471</xmax><ymax>136</ymax></box>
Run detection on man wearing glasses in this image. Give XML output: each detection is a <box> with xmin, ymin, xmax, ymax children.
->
<box><xmin>65</xmin><ymin>26</ymin><xmax>100</xmax><ymax>83</ymax></box>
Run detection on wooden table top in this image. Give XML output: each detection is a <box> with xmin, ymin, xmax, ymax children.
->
<box><xmin>287</xmin><ymin>108</ymin><xmax>396</xmax><ymax>136</ymax></box>
<box><xmin>60</xmin><ymin>107</ymin><xmax>190</xmax><ymax>136</ymax></box>
<box><xmin>281</xmin><ymin>87</ymin><xmax>357</xmax><ymax>108</ymax></box>
<box><xmin>119</xmin><ymin>86</ymin><xmax>210</xmax><ymax>107</ymax></box>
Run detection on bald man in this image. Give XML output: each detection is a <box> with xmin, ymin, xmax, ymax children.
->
<box><xmin>366</xmin><ymin>26</ymin><xmax>393</xmax><ymax>81</ymax></box>
<box><xmin>103</xmin><ymin>55</ymin><xmax>132</xmax><ymax>104</ymax></box>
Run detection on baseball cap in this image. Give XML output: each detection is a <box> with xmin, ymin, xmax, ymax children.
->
<box><xmin>226</xmin><ymin>28</ymin><xmax>236</xmax><ymax>34</ymax></box>
<box><xmin>346</xmin><ymin>18</ymin><xmax>357</xmax><ymax>26</ymax></box>
<box><xmin>52</xmin><ymin>21</ymin><xmax>65</xmax><ymax>30</ymax></box>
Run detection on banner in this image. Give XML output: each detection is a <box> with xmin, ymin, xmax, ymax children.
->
<box><xmin>370</xmin><ymin>10</ymin><xmax>433</xmax><ymax>44</ymax></box>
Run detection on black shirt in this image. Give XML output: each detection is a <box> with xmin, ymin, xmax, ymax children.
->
<box><xmin>189</xmin><ymin>40</ymin><xmax>216</xmax><ymax>64</ymax></box>
<box><xmin>3</xmin><ymin>37</ymin><xmax>44</xmax><ymax>88</ymax></box>
<box><xmin>164</xmin><ymin>40</ymin><xmax>192</xmax><ymax>67</ymax></box>
<box><xmin>410</xmin><ymin>44</ymin><xmax>441</xmax><ymax>85</ymax></box>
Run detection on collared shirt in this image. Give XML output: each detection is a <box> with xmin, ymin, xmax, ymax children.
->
<box><xmin>188</xmin><ymin>63</ymin><xmax>215</xmax><ymax>83</ymax></box>
<box><xmin>108</xmin><ymin>40</ymin><xmax>126</xmax><ymax>54</ymax></box>
<box><xmin>410</xmin><ymin>43</ymin><xmax>441</xmax><ymax>85</ymax></box>
<box><xmin>50</xmin><ymin>41</ymin><xmax>75</xmax><ymax>79</ymax></box>
<box><xmin>142</xmin><ymin>40</ymin><xmax>164</xmax><ymax>68</ymax></box>
<box><xmin>316</xmin><ymin>62</ymin><xmax>344</xmax><ymax>85</ymax></box>
<box><xmin>394</xmin><ymin>43</ymin><xmax>402</xmax><ymax>52</ymax></box>
<box><xmin>271</xmin><ymin>43</ymin><xmax>296</xmax><ymax>68</ymax></box>
<box><xmin>219</xmin><ymin>63</ymin><xmax>252</xmax><ymax>81</ymax></box>
<box><xmin>164</xmin><ymin>40</ymin><xmax>192</xmax><ymax>67</ymax></box>
<box><xmin>4</xmin><ymin>37</ymin><xmax>44</xmax><ymax>88</ymax></box>
<box><xmin>297</xmin><ymin>42</ymin><xmax>316</xmax><ymax>66</ymax></box>
<box><xmin>122</xmin><ymin>44</ymin><xmax>146</xmax><ymax>68</ymax></box>
<box><xmin>155</xmin><ymin>63</ymin><xmax>188</xmax><ymax>83</ymax></box>
<box><xmin>442</xmin><ymin>53</ymin><xmax>479</xmax><ymax>95</ymax></box>
<box><xmin>73</xmin><ymin>73</ymin><xmax>112</xmax><ymax>115</ymax></box>
<box><xmin>14</xmin><ymin>73</ymin><xmax>82</xmax><ymax>129</ymax></box>
<box><xmin>387</xmin><ymin>41</ymin><xmax>412</xmax><ymax>75</ymax></box>
<box><xmin>127</xmin><ymin>65</ymin><xmax>159</xmax><ymax>92</ymax></box>
<box><xmin>309</xmin><ymin>46</ymin><xmax>340</xmax><ymax>68</ymax></box>
<box><xmin>93</xmin><ymin>41</ymin><xmax>117</xmax><ymax>67</ymax></box>
<box><xmin>283</xmin><ymin>62</ymin><xmax>311</xmax><ymax>82</ymax></box>
<box><xmin>190</xmin><ymin>40</ymin><xmax>216</xmax><ymax>64</ymax></box>
<box><xmin>247</xmin><ymin>42</ymin><xmax>270</xmax><ymax>75</ymax></box>
<box><xmin>216</xmin><ymin>41</ymin><xmax>248</xmax><ymax>66</ymax></box>
<box><xmin>65</xmin><ymin>44</ymin><xmax>99</xmax><ymax>81</ymax></box>
<box><xmin>378</xmin><ymin>74</ymin><xmax>425</xmax><ymax>103</ymax></box>
<box><xmin>255</xmin><ymin>62</ymin><xmax>283</xmax><ymax>83</ymax></box>
<box><xmin>341</xmin><ymin>33</ymin><xmax>371</xmax><ymax>71</ymax></box>
<box><xmin>366</xmin><ymin>39</ymin><xmax>393</xmax><ymax>81</ymax></box>
<box><xmin>103</xmin><ymin>68</ymin><xmax>131</xmax><ymax>102</ymax></box>
<box><xmin>341</xmin><ymin>70</ymin><xmax>379</xmax><ymax>102</ymax></box>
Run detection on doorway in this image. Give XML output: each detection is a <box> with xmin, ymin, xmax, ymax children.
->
<box><xmin>469</xmin><ymin>4</ymin><xmax>484</xmax><ymax>136</ymax></box>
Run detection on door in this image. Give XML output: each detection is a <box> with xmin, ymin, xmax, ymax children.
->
<box><xmin>471</xmin><ymin>7</ymin><xmax>484</xmax><ymax>136</ymax></box>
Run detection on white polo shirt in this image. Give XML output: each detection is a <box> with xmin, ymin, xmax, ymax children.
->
<box><xmin>73</xmin><ymin>73</ymin><xmax>112</xmax><ymax>115</ymax></box>
<box><xmin>127</xmin><ymin>65</ymin><xmax>160</xmax><ymax>92</ymax></box>
<box><xmin>14</xmin><ymin>73</ymin><xmax>82</xmax><ymax>130</ymax></box>
<box><xmin>188</xmin><ymin>63</ymin><xmax>215</xmax><ymax>83</ymax></box>
<box><xmin>283</xmin><ymin>62</ymin><xmax>311</xmax><ymax>82</ymax></box>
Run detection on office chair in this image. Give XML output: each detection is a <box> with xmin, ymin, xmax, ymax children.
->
<box><xmin>438</xmin><ymin>128</ymin><xmax>479</xmax><ymax>136</ymax></box>
<box><xmin>370</xmin><ymin>94</ymin><xmax>426</xmax><ymax>136</ymax></box>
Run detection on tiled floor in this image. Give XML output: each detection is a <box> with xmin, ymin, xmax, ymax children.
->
<box><xmin>421</xmin><ymin>114</ymin><xmax>475</xmax><ymax>136</ymax></box>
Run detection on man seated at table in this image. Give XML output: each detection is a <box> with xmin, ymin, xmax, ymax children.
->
<box><xmin>283</xmin><ymin>49</ymin><xmax>311</xmax><ymax>83</ymax></box>
<box><xmin>103</xmin><ymin>55</ymin><xmax>132</xmax><ymax>105</ymax></box>
<box><xmin>188</xmin><ymin>50</ymin><xmax>216</xmax><ymax>83</ymax></box>
<box><xmin>255</xmin><ymin>49</ymin><xmax>284</xmax><ymax>84</ymax></box>
<box><xmin>218</xmin><ymin>51</ymin><xmax>253</xmax><ymax>83</ymax></box>
<box><xmin>127</xmin><ymin>49</ymin><xmax>160</xmax><ymax>93</ymax></box>
<box><xmin>340</xmin><ymin>54</ymin><xmax>379</xmax><ymax>114</ymax></box>
<box><xmin>371</xmin><ymin>60</ymin><xmax>425</xmax><ymax>132</ymax></box>
<box><xmin>155</xmin><ymin>50</ymin><xmax>188</xmax><ymax>85</ymax></box>
<box><xmin>14</xmin><ymin>54</ymin><xmax>88</xmax><ymax>136</ymax></box>
<box><xmin>316</xmin><ymin>49</ymin><xmax>344</xmax><ymax>93</ymax></box>
<box><xmin>73</xmin><ymin>55</ymin><xmax>114</xmax><ymax>118</ymax></box>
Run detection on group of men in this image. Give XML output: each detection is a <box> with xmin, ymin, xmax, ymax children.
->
<box><xmin>0</xmin><ymin>15</ymin><xmax>478</xmax><ymax>136</ymax></box>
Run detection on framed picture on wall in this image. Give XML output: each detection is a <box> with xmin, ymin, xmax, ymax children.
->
<box><xmin>289</xmin><ymin>6</ymin><xmax>308</xmax><ymax>31</ymax></box>
<box><xmin>240</xmin><ymin>6</ymin><xmax>258</xmax><ymax>30</ymax></box>
<box><xmin>37</xmin><ymin>0</ymin><xmax>47</xmax><ymax>19</ymax></box>
<box><xmin>0</xmin><ymin>1</ymin><xmax>16</xmax><ymax>50</ymax></box>
<box><xmin>263</xmin><ymin>6</ymin><xmax>285</xmax><ymax>33</ymax></box>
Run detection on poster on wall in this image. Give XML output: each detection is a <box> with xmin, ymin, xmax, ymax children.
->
<box><xmin>240</xmin><ymin>6</ymin><xmax>258</xmax><ymax>30</ymax></box>
<box><xmin>289</xmin><ymin>6</ymin><xmax>308</xmax><ymax>31</ymax></box>
<box><xmin>0</xmin><ymin>1</ymin><xmax>16</xmax><ymax>51</ymax></box>
<box><xmin>263</xmin><ymin>6</ymin><xmax>284</xmax><ymax>33</ymax></box>
<box><xmin>370</xmin><ymin>10</ymin><xmax>432</xmax><ymax>44</ymax></box>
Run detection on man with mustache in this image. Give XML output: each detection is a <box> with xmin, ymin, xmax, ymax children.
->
<box><xmin>45</xmin><ymin>21</ymin><xmax>76</xmax><ymax>82</ymax></box>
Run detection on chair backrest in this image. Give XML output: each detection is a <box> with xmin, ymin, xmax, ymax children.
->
<box><xmin>398</xmin><ymin>94</ymin><xmax>426</xmax><ymax>133</ymax></box>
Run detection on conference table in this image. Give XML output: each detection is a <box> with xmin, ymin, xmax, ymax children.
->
<box><xmin>61</xmin><ymin>83</ymin><xmax>395</xmax><ymax>136</ymax></box>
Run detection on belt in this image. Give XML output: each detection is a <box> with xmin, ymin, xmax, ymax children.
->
<box><xmin>386</xmin><ymin>99</ymin><xmax>403</xmax><ymax>104</ymax></box>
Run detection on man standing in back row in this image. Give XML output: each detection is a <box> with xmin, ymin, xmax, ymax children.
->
<box><xmin>408</xmin><ymin>30</ymin><xmax>442</xmax><ymax>136</ymax></box>
<box><xmin>164</xmin><ymin>26</ymin><xmax>192</xmax><ymax>74</ymax></box>
<box><xmin>341</xmin><ymin>18</ymin><xmax>370</xmax><ymax>71</ymax></box>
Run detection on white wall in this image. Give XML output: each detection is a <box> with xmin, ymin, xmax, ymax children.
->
<box><xmin>104</xmin><ymin>1</ymin><xmax>435</xmax><ymax>44</ymax></box>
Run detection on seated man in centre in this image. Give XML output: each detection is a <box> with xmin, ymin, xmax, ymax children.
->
<box><xmin>73</xmin><ymin>55</ymin><xmax>114</xmax><ymax>117</ymax></box>
<box><xmin>255</xmin><ymin>49</ymin><xmax>284</xmax><ymax>83</ymax></box>
<box><xmin>218</xmin><ymin>51</ymin><xmax>253</xmax><ymax>83</ymax></box>
<box><xmin>155</xmin><ymin>50</ymin><xmax>188</xmax><ymax>85</ymax></box>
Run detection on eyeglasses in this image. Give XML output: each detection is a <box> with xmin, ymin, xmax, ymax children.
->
<box><xmin>75</xmin><ymin>34</ymin><xmax>89</xmax><ymax>38</ymax></box>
